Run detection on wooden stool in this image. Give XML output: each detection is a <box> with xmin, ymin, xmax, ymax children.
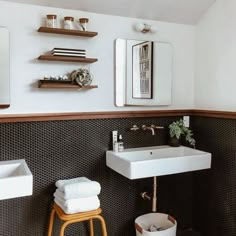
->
<box><xmin>48</xmin><ymin>203</ymin><xmax>108</xmax><ymax>236</ymax></box>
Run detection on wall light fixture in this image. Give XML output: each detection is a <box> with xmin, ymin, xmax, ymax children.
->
<box><xmin>135</xmin><ymin>23</ymin><xmax>157</xmax><ymax>33</ymax></box>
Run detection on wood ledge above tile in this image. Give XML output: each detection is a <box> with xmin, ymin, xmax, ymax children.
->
<box><xmin>0</xmin><ymin>109</ymin><xmax>235</xmax><ymax>123</ymax></box>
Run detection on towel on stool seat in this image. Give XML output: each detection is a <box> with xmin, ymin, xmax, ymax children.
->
<box><xmin>55</xmin><ymin>177</ymin><xmax>101</xmax><ymax>199</ymax></box>
<box><xmin>54</xmin><ymin>196</ymin><xmax>100</xmax><ymax>214</ymax></box>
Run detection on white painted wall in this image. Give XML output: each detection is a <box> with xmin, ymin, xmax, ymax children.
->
<box><xmin>195</xmin><ymin>0</ymin><xmax>236</xmax><ymax>111</ymax></box>
<box><xmin>0</xmin><ymin>1</ymin><xmax>195</xmax><ymax>114</ymax></box>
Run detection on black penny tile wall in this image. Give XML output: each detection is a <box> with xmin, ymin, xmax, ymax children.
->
<box><xmin>192</xmin><ymin>116</ymin><xmax>236</xmax><ymax>236</ymax></box>
<box><xmin>0</xmin><ymin>117</ymin><xmax>194</xmax><ymax>236</ymax></box>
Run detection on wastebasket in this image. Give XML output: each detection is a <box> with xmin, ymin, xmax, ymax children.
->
<box><xmin>135</xmin><ymin>213</ymin><xmax>177</xmax><ymax>236</ymax></box>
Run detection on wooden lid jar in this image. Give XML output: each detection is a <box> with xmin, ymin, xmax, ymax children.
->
<box><xmin>79</xmin><ymin>18</ymin><xmax>89</xmax><ymax>31</ymax></box>
<box><xmin>46</xmin><ymin>14</ymin><xmax>57</xmax><ymax>28</ymax></box>
<box><xmin>64</xmin><ymin>16</ymin><xmax>74</xmax><ymax>30</ymax></box>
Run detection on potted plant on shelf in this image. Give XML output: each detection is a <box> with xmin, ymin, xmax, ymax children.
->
<box><xmin>168</xmin><ymin>119</ymin><xmax>196</xmax><ymax>147</ymax></box>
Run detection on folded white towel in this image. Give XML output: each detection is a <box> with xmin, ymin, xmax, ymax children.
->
<box><xmin>55</xmin><ymin>177</ymin><xmax>101</xmax><ymax>199</ymax></box>
<box><xmin>54</xmin><ymin>196</ymin><xmax>100</xmax><ymax>214</ymax></box>
<box><xmin>54</xmin><ymin>189</ymin><xmax>99</xmax><ymax>200</ymax></box>
<box><xmin>56</xmin><ymin>177</ymin><xmax>90</xmax><ymax>189</ymax></box>
<box><xmin>54</xmin><ymin>191</ymin><xmax>99</xmax><ymax>206</ymax></box>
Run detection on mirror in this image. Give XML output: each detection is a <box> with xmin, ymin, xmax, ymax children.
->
<box><xmin>0</xmin><ymin>27</ymin><xmax>10</xmax><ymax>108</ymax></box>
<box><xmin>115</xmin><ymin>38</ymin><xmax>172</xmax><ymax>107</ymax></box>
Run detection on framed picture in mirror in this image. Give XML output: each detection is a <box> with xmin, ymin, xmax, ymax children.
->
<box><xmin>132</xmin><ymin>41</ymin><xmax>153</xmax><ymax>99</ymax></box>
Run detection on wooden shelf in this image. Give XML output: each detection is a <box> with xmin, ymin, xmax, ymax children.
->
<box><xmin>38</xmin><ymin>80</ymin><xmax>98</xmax><ymax>89</ymax></box>
<box><xmin>38</xmin><ymin>55</ymin><xmax>97</xmax><ymax>63</ymax></box>
<box><xmin>38</xmin><ymin>27</ymin><xmax>98</xmax><ymax>37</ymax></box>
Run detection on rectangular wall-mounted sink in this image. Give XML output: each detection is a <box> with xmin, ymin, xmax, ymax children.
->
<box><xmin>0</xmin><ymin>159</ymin><xmax>33</xmax><ymax>200</ymax></box>
<box><xmin>106</xmin><ymin>145</ymin><xmax>211</xmax><ymax>179</ymax></box>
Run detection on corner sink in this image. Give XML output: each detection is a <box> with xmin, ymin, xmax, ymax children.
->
<box><xmin>0</xmin><ymin>159</ymin><xmax>33</xmax><ymax>200</ymax></box>
<box><xmin>106</xmin><ymin>145</ymin><xmax>211</xmax><ymax>179</ymax></box>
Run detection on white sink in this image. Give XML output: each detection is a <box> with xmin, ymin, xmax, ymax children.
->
<box><xmin>0</xmin><ymin>159</ymin><xmax>33</xmax><ymax>200</ymax></box>
<box><xmin>106</xmin><ymin>145</ymin><xmax>211</xmax><ymax>179</ymax></box>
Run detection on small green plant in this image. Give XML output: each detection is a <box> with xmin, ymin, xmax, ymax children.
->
<box><xmin>168</xmin><ymin>119</ymin><xmax>196</xmax><ymax>147</ymax></box>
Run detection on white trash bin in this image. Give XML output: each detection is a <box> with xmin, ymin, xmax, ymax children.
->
<box><xmin>135</xmin><ymin>213</ymin><xmax>177</xmax><ymax>236</ymax></box>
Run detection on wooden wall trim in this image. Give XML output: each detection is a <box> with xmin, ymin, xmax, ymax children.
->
<box><xmin>0</xmin><ymin>109</ymin><xmax>236</xmax><ymax>123</ymax></box>
<box><xmin>0</xmin><ymin>110</ymin><xmax>192</xmax><ymax>123</ymax></box>
<box><xmin>191</xmin><ymin>109</ymin><xmax>236</xmax><ymax>119</ymax></box>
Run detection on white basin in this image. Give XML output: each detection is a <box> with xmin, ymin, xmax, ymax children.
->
<box><xmin>106</xmin><ymin>145</ymin><xmax>211</xmax><ymax>179</ymax></box>
<box><xmin>0</xmin><ymin>159</ymin><xmax>33</xmax><ymax>200</ymax></box>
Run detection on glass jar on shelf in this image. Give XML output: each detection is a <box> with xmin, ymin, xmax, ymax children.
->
<box><xmin>64</xmin><ymin>16</ymin><xmax>74</xmax><ymax>30</ymax></box>
<box><xmin>46</xmin><ymin>15</ymin><xmax>57</xmax><ymax>28</ymax></box>
<box><xmin>79</xmin><ymin>18</ymin><xmax>89</xmax><ymax>31</ymax></box>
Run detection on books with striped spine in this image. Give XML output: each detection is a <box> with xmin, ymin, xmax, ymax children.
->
<box><xmin>51</xmin><ymin>48</ymin><xmax>86</xmax><ymax>58</ymax></box>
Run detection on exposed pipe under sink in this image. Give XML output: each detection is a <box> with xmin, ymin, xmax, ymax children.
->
<box><xmin>141</xmin><ymin>176</ymin><xmax>157</xmax><ymax>212</ymax></box>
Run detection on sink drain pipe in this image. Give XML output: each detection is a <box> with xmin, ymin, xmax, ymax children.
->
<box><xmin>141</xmin><ymin>176</ymin><xmax>157</xmax><ymax>212</ymax></box>
<box><xmin>152</xmin><ymin>176</ymin><xmax>157</xmax><ymax>212</ymax></box>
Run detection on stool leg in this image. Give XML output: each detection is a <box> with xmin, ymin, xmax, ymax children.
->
<box><xmin>60</xmin><ymin>221</ymin><xmax>70</xmax><ymax>236</ymax></box>
<box><xmin>60</xmin><ymin>220</ymin><xmax>87</xmax><ymax>236</ymax></box>
<box><xmin>89</xmin><ymin>219</ymin><xmax>94</xmax><ymax>236</ymax></box>
<box><xmin>48</xmin><ymin>208</ymin><xmax>56</xmax><ymax>236</ymax></box>
<box><xmin>93</xmin><ymin>215</ymin><xmax>108</xmax><ymax>236</ymax></box>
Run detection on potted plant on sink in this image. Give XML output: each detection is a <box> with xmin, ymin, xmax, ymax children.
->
<box><xmin>168</xmin><ymin>119</ymin><xmax>196</xmax><ymax>147</ymax></box>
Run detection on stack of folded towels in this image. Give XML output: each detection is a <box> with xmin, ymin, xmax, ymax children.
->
<box><xmin>54</xmin><ymin>177</ymin><xmax>101</xmax><ymax>214</ymax></box>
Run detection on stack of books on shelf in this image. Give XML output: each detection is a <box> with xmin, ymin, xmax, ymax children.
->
<box><xmin>51</xmin><ymin>48</ymin><xmax>86</xmax><ymax>58</ymax></box>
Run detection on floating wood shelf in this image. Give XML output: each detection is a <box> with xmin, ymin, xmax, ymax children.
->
<box><xmin>38</xmin><ymin>55</ymin><xmax>97</xmax><ymax>63</ymax></box>
<box><xmin>38</xmin><ymin>27</ymin><xmax>98</xmax><ymax>37</ymax></box>
<box><xmin>38</xmin><ymin>80</ymin><xmax>98</xmax><ymax>89</ymax></box>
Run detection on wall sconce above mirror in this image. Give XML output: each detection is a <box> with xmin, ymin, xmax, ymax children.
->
<box><xmin>115</xmin><ymin>38</ymin><xmax>172</xmax><ymax>107</ymax></box>
<box><xmin>135</xmin><ymin>23</ymin><xmax>157</xmax><ymax>33</ymax></box>
<box><xmin>0</xmin><ymin>27</ymin><xmax>10</xmax><ymax>108</ymax></box>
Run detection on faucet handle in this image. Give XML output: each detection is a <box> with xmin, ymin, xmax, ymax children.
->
<box><xmin>130</xmin><ymin>124</ymin><xmax>139</xmax><ymax>131</ymax></box>
<box><xmin>142</xmin><ymin>124</ymin><xmax>147</xmax><ymax>130</ymax></box>
<box><xmin>151</xmin><ymin>124</ymin><xmax>165</xmax><ymax>129</ymax></box>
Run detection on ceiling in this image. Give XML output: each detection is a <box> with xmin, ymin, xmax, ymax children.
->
<box><xmin>5</xmin><ymin>0</ymin><xmax>215</xmax><ymax>25</ymax></box>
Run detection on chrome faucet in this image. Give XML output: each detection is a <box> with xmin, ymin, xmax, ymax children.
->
<box><xmin>142</xmin><ymin>124</ymin><xmax>165</xmax><ymax>135</ymax></box>
<box><xmin>142</xmin><ymin>125</ymin><xmax>155</xmax><ymax>135</ymax></box>
<box><xmin>150</xmin><ymin>125</ymin><xmax>165</xmax><ymax>130</ymax></box>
